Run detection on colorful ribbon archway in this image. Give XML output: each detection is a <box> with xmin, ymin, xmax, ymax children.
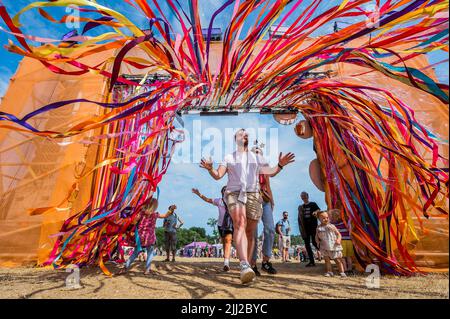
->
<box><xmin>0</xmin><ymin>0</ymin><xmax>448</xmax><ymax>275</ymax></box>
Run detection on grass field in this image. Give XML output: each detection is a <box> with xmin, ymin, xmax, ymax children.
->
<box><xmin>0</xmin><ymin>257</ymin><xmax>448</xmax><ymax>299</ymax></box>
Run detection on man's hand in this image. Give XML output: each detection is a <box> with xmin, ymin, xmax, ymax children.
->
<box><xmin>278</xmin><ymin>152</ymin><xmax>295</xmax><ymax>168</ymax></box>
<box><xmin>336</xmin><ymin>238</ymin><xmax>342</xmax><ymax>245</ymax></box>
<box><xmin>192</xmin><ymin>188</ymin><xmax>200</xmax><ymax>196</ymax></box>
<box><xmin>200</xmin><ymin>158</ymin><xmax>213</xmax><ymax>171</ymax></box>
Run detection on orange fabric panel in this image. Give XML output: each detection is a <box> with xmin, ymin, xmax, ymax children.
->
<box><xmin>0</xmin><ymin>50</ymin><xmax>114</xmax><ymax>266</ymax></box>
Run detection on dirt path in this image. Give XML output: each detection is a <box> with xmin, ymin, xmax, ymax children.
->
<box><xmin>0</xmin><ymin>257</ymin><xmax>448</xmax><ymax>299</ymax></box>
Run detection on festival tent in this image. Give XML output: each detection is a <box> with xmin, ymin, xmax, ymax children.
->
<box><xmin>183</xmin><ymin>242</ymin><xmax>212</xmax><ymax>257</ymax></box>
<box><xmin>183</xmin><ymin>242</ymin><xmax>211</xmax><ymax>250</ymax></box>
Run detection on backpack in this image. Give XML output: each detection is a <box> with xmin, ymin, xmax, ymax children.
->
<box><xmin>221</xmin><ymin>199</ymin><xmax>234</xmax><ymax>232</ymax></box>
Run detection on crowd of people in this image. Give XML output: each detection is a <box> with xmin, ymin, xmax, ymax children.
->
<box><xmin>116</xmin><ymin>129</ymin><xmax>355</xmax><ymax>284</ymax></box>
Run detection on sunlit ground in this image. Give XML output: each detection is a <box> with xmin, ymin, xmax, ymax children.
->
<box><xmin>0</xmin><ymin>257</ymin><xmax>448</xmax><ymax>299</ymax></box>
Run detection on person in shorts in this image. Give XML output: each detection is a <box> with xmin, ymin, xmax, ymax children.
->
<box><xmin>276</xmin><ymin>211</ymin><xmax>291</xmax><ymax>262</ymax></box>
<box><xmin>163</xmin><ymin>205</ymin><xmax>183</xmax><ymax>262</ymax></box>
<box><xmin>199</xmin><ymin>129</ymin><xmax>295</xmax><ymax>284</ymax></box>
<box><xmin>192</xmin><ymin>186</ymin><xmax>233</xmax><ymax>271</ymax></box>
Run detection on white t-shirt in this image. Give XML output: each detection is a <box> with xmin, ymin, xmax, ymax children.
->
<box><xmin>219</xmin><ymin>151</ymin><xmax>270</xmax><ymax>203</ymax></box>
<box><xmin>212</xmin><ymin>198</ymin><xmax>227</xmax><ymax>227</ymax></box>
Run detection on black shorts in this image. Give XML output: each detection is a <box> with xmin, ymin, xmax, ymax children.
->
<box><xmin>218</xmin><ymin>226</ymin><xmax>233</xmax><ymax>238</ymax></box>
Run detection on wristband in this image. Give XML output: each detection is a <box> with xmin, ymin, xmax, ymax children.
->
<box><xmin>278</xmin><ymin>163</ymin><xmax>284</xmax><ymax>170</ymax></box>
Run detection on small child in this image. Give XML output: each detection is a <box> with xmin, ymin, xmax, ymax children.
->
<box><xmin>315</xmin><ymin>211</ymin><xmax>346</xmax><ymax>278</ymax></box>
<box><xmin>118</xmin><ymin>197</ymin><xmax>173</xmax><ymax>276</ymax></box>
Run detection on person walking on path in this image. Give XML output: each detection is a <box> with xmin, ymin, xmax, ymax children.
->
<box><xmin>118</xmin><ymin>198</ymin><xmax>173</xmax><ymax>275</ymax></box>
<box><xmin>276</xmin><ymin>211</ymin><xmax>292</xmax><ymax>263</ymax></box>
<box><xmin>298</xmin><ymin>192</ymin><xmax>321</xmax><ymax>267</ymax></box>
<box><xmin>163</xmin><ymin>205</ymin><xmax>184</xmax><ymax>262</ymax></box>
<box><xmin>192</xmin><ymin>186</ymin><xmax>234</xmax><ymax>271</ymax></box>
<box><xmin>249</xmin><ymin>146</ymin><xmax>278</xmax><ymax>276</ymax></box>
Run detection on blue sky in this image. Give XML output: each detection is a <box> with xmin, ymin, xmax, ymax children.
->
<box><xmin>0</xmin><ymin>1</ymin><xmax>448</xmax><ymax>235</ymax></box>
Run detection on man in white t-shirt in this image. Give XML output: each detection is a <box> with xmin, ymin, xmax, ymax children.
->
<box><xmin>200</xmin><ymin>129</ymin><xmax>295</xmax><ymax>284</ymax></box>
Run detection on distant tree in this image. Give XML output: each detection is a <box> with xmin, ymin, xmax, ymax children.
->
<box><xmin>290</xmin><ymin>235</ymin><xmax>304</xmax><ymax>246</ymax></box>
<box><xmin>155</xmin><ymin>226</ymin><xmax>210</xmax><ymax>249</ymax></box>
<box><xmin>190</xmin><ymin>226</ymin><xmax>206</xmax><ymax>238</ymax></box>
<box><xmin>206</xmin><ymin>235</ymin><xmax>216</xmax><ymax>244</ymax></box>
<box><xmin>207</xmin><ymin>217</ymin><xmax>219</xmax><ymax>241</ymax></box>
<box><xmin>155</xmin><ymin>227</ymin><xmax>164</xmax><ymax>247</ymax></box>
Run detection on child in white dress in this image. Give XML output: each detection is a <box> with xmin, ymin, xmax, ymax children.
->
<box><xmin>315</xmin><ymin>211</ymin><xmax>346</xmax><ymax>277</ymax></box>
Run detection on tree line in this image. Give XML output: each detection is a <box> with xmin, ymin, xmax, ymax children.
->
<box><xmin>155</xmin><ymin>217</ymin><xmax>304</xmax><ymax>249</ymax></box>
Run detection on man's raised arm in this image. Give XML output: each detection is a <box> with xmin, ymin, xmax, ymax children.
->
<box><xmin>259</xmin><ymin>152</ymin><xmax>295</xmax><ymax>176</ymax></box>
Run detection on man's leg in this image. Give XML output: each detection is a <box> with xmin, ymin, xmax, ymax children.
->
<box><xmin>164</xmin><ymin>232</ymin><xmax>170</xmax><ymax>261</ymax></box>
<box><xmin>310</xmin><ymin>226</ymin><xmax>321</xmax><ymax>261</ymax></box>
<box><xmin>228</xmin><ymin>203</ymin><xmax>256</xmax><ymax>283</ymax></box>
<box><xmin>229</xmin><ymin>204</ymin><xmax>248</xmax><ymax>263</ymax></box>
<box><xmin>304</xmin><ymin>235</ymin><xmax>315</xmax><ymax>266</ymax></box>
<box><xmin>259</xmin><ymin>203</ymin><xmax>277</xmax><ymax>272</ymax></box>
<box><xmin>311</xmin><ymin>226</ymin><xmax>319</xmax><ymax>249</ymax></box>
<box><xmin>223</xmin><ymin>234</ymin><xmax>232</xmax><ymax>260</ymax></box>
<box><xmin>246</xmin><ymin>219</ymin><xmax>259</xmax><ymax>266</ymax></box>
<box><xmin>261</xmin><ymin>202</ymin><xmax>275</xmax><ymax>263</ymax></box>
<box><xmin>278</xmin><ymin>236</ymin><xmax>283</xmax><ymax>260</ymax></box>
<box><xmin>251</xmin><ymin>227</ymin><xmax>258</xmax><ymax>266</ymax></box>
<box><xmin>222</xmin><ymin>233</ymin><xmax>232</xmax><ymax>271</ymax></box>
<box><xmin>171</xmin><ymin>232</ymin><xmax>177</xmax><ymax>261</ymax></box>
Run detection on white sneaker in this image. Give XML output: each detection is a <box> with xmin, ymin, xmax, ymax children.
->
<box><xmin>340</xmin><ymin>272</ymin><xmax>347</xmax><ymax>278</ymax></box>
<box><xmin>324</xmin><ymin>272</ymin><xmax>334</xmax><ymax>277</ymax></box>
<box><xmin>240</xmin><ymin>263</ymin><xmax>255</xmax><ymax>284</ymax></box>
